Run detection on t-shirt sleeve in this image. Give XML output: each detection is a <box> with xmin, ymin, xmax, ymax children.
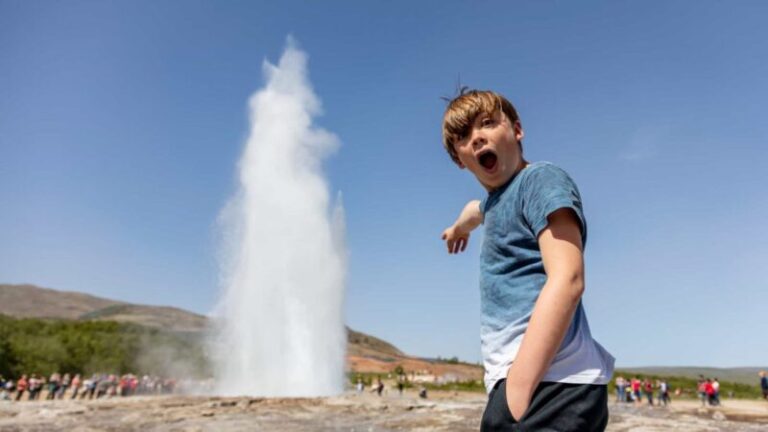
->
<box><xmin>521</xmin><ymin>164</ymin><xmax>587</xmax><ymax>243</ymax></box>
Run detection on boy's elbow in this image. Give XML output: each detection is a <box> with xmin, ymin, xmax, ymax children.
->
<box><xmin>553</xmin><ymin>272</ymin><xmax>585</xmax><ymax>304</ymax></box>
<box><xmin>571</xmin><ymin>278</ymin><xmax>585</xmax><ymax>301</ymax></box>
<box><xmin>472</xmin><ymin>212</ymin><xmax>484</xmax><ymax>227</ymax></box>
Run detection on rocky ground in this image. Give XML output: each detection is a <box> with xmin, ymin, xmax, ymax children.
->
<box><xmin>1</xmin><ymin>392</ymin><xmax>767</xmax><ymax>431</ymax></box>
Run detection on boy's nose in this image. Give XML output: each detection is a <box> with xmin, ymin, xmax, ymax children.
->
<box><xmin>471</xmin><ymin>135</ymin><xmax>487</xmax><ymax>150</ymax></box>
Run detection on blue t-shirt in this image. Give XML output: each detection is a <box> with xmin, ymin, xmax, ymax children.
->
<box><xmin>479</xmin><ymin>161</ymin><xmax>614</xmax><ymax>392</ymax></box>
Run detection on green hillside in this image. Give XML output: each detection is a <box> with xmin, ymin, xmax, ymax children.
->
<box><xmin>0</xmin><ymin>314</ymin><xmax>208</xmax><ymax>379</ymax></box>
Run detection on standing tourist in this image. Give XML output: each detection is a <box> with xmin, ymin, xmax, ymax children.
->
<box><xmin>28</xmin><ymin>375</ymin><xmax>43</xmax><ymax>400</ymax></box>
<box><xmin>658</xmin><ymin>380</ymin><xmax>670</xmax><ymax>406</ymax></box>
<box><xmin>697</xmin><ymin>376</ymin><xmax>707</xmax><ymax>406</ymax></box>
<box><xmin>614</xmin><ymin>376</ymin><xmax>625</xmax><ymax>403</ymax></box>
<box><xmin>58</xmin><ymin>373</ymin><xmax>71</xmax><ymax>399</ymax></box>
<box><xmin>704</xmin><ymin>379</ymin><xmax>715</xmax><ymax>406</ymax></box>
<box><xmin>1</xmin><ymin>377</ymin><xmax>13</xmax><ymax>400</ymax></box>
<box><xmin>70</xmin><ymin>374</ymin><xmax>82</xmax><ymax>399</ymax></box>
<box><xmin>46</xmin><ymin>372</ymin><xmax>60</xmax><ymax>400</ymax></box>
<box><xmin>711</xmin><ymin>378</ymin><xmax>720</xmax><ymax>406</ymax></box>
<box><xmin>631</xmin><ymin>377</ymin><xmax>641</xmax><ymax>404</ymax></box>
<box><xmin>643</xmin><ymin>379</ymin><xmax>654</xmax><ymax>406</ymax></box>
<box><xmin>15</xmin><ymin>375</ymin><xmax>27</xmax><ymax>401</ymax></box>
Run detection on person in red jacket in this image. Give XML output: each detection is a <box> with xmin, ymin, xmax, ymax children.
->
<box><xmin>643</xmin><ymin>379</ymin><xmax>654</xmax><ymax>406</ymax></box>
<box><xmin>697</xmin><ymin>376</ymin><xmax>707</xmax><ymax>406</ymax></box>
<box><xmin>631</xmin><ymin>377</ymin><xmax>641</xmax><ymax>404</ymax></box>
<box><xmin>704</xmin><ymin>379</ymin><xmax>715</xmax><ymax>406</ymax></box>
<box><xmin>15</xmin><ymin>375</ymin><xmax>27</xmax><ymax>401</ymax></box>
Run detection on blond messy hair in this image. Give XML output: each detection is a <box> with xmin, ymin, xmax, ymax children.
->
<box><xmin>442</xmin><ymin>89</ymin><xmax>521</xmax><ymax>165</ymax></box>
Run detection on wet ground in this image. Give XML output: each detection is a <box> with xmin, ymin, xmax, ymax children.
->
<box><xmin>1</xmin><ymin>392</ymin><xmax>767</xmax><ymax>431</ymax></box>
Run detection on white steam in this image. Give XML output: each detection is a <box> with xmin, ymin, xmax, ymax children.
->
<box><xmin>212</xmin><ymin>39</ymin><xmax>347</xmax><ymax>396</ymax></box>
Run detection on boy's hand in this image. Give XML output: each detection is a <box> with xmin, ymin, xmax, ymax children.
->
<box><xmin>505</xmin><ymin>377</ymin><xmax>534</xmax><ymax>422</ymax></box>
<box><xmin>441</xmin><ymin>225</ymin><xmax>470</xmax><ymax>254</ymax></box>
<box><xmin>441</xmin><ymin>200</ymin><xmax>483</xmax><ymax>254</ymax></box>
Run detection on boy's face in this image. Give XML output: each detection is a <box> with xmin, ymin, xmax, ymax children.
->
<box><xmin>452</xmin><ymin>110</ymin><xmax>525</xmax><ymax>191</ymax></box>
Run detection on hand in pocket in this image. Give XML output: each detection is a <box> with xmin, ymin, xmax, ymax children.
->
<box><xmin>505</xmin><ymin>379</ymin><xmax>532</xmax><ymax>422</ymax></box>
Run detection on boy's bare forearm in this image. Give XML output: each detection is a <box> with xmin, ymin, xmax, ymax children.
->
<box><xmin>506</xmin><ymin>277</ymin><xmax>583</xmax><ymax>391</ymax></box>
<box><xmin>456</xmin><ymin>200</ymin><xmax>483</xmax><ymax>232</ymax></box>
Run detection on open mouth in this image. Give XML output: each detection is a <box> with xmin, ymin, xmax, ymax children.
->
<box><xmin>477</xmin><ymin>150</ymin><xmax>498</xmax><ymax>171</ymax></box>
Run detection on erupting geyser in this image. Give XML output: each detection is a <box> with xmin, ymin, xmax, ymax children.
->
<box><xmin>212</xmin><ymin>39</ymin><xmax>347</xmax><ymax>396</ymax></box>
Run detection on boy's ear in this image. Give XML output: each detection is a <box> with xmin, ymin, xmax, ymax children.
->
<box><xmin>514</xmin><ymin>121</ymin><xmax>524</xmax><ymax>141</ymax></box>
<box><xmin>451</xmin><ymin>147</ymin><xmax>466</xmax><ymax>168</ymax></box>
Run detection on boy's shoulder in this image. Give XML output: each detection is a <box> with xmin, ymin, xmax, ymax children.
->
<box><xmin>518</xmin><ymin>161</ymin><xmax>580</xmax><ymax>196</ymax></box>
<box><xmin>520</xmin><ymin>161</ymin><xmax>570</xmax><ymax>183</ymax></box>
<box><xmin>484</xmin><ymin>162</ymin><xmax>576</xmax><ymax>214</ymax></box>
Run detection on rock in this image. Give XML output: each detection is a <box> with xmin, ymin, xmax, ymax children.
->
<box><xmin>712</xmin><ymin>411</ymin><xmax>726</xmax><ymax>421</ymax></box>
<box><xmin>37</xmin><ymin>408</ymin><xmax>57</xmax><ymax>418</ymax></box>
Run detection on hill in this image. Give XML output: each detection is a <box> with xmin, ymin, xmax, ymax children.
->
<box><xmin>0</xmin><ymin>284</ymin><xmax>122</xmax><ymax>320</ymax></box>
<box><xmin>0</xmin><ymin>284</ymin><xmax>483</xmax><ymax>381</ymax></box>
<box><xmin>0</xmin><ymin>284</ymin><xmax>207</xmax><ymax>333</ymax></box>
<box><xmin>79</xmin><ymin>304</ymin><xmax>207</xmax><ymax>333</ymax></box>
<box><xmin>346</xmin><ymin>327</ymin><xmax>404</xmax><ymax>357</ymax></box>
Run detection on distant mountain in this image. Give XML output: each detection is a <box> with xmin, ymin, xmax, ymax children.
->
<box><xmin>0</xmin><ymin>284</ymin><xmax>207</xmax><ymax>332</ymax></box>
<box><xmin>618</xmin><ymin>366</ymin><xmax>768</xmax><ymax>386</ymax></box>
<box><xmin>347</xmin><ymin>327</ymin><xmax>404</xmax><ymax>357</ymax></box>
<box><xmin>0</xmin><ymin>283</ymin><xmax>123</xmax><ymax>320</ymax></box>
<box><xmin>0</xmin><ymin>283</ymin><xmax>482</xmax><ymax>380</ymax></box>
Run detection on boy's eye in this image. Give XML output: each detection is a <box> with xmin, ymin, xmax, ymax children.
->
<box><xmin>481</xmin><ymin>117</ymin><xmax>494</xmax><ymax>127</ymax></box>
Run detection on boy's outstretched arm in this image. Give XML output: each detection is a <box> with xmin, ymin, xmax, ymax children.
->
<box><xmin>441</xmin><ymin>200</ymin><xmax>483</xmax><ymax>254</ymax></box>
<box><xmin>505</xmin><ymin>208</ymin><xmax>586</xmax><ymax>420</ymax></box>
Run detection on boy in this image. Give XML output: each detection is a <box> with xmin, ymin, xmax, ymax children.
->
<box><xmin>441</xmin><ymin>90</ymin><xmax>614</xmax><ymax>431</ymax></box>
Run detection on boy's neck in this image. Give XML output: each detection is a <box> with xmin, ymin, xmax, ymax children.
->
<box><xmin>484</xmin><ymin>159</ymin><xmax>530</xmax><ymax>192</ymax></box>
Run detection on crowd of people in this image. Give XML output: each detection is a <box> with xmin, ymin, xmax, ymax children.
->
<box><xmin>614</xmin><ymin>376</ymin><xmax>673</xmax><ymax>406</ymax></box>
<box><xmin>695</xmin><ymin>376</ymin><xmax>722</xmax><ymax>406</ymax></box>
<box><xmin>614</xmin><ymin>375</ymin><xmax>733</xmax><ymax>407</ymax></box>
<box><xmin>3</xmin><ymin>370</ymin><xmax>765</xmax><ymax>403</ymax></box>
<box><xmin>0</xmin><ymin>373</ymin><xmax>177</xmax><ymax>401</ymax></box>
<box><xmin>354</xmin><ymin>374</ymin><xmax>428</xmax><ymax>399</ymax></box>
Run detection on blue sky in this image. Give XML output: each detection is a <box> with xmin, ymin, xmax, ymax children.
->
<box><xmin>2</xmin><ymin>1</ymin><xmax>767</xmax><ymax>367</ymax></box>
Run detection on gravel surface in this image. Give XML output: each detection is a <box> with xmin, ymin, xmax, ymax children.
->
<box><xmin>1</xmin><ymin>392</ymin><xmax>766</xmax><ymax>431</ymax></box>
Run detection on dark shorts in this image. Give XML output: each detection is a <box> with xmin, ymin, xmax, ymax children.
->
<box><xmin>481</xmin><ymin>379</ymin><xmax>608</xmax><ymax>432</ymax></box>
